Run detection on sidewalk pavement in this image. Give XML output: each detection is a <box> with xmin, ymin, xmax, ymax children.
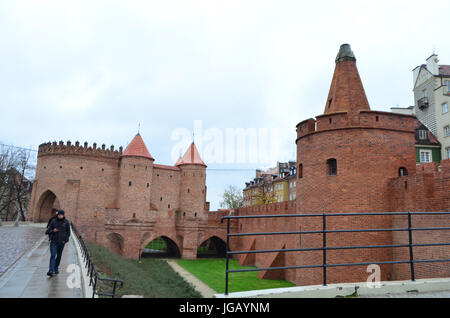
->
<box><xmin>0</xmin><ymin>228</ymin><xmax>83</xmax><ymax>298</ymax></box>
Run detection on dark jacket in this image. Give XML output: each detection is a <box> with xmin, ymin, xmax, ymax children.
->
<box><xmin>47</xmin><ymin>216</ymin><xmax>57</xmax><ymax>229</ymax></box>
<box><xmin>45</xmin><ymin>217</ymin><xmax>70</xmax><ymax>244</ymax></box>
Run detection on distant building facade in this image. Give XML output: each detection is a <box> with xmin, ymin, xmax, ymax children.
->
<box><xmin>415</xmin><ymin>121</ymin><xmax>441</xmax><ymax>163</ymax></box>
<box><xmin>243</xmin><ymin>162</ymin><xmax>296</xmax><ymax>207</ymax></box>
<box><xmin>413</xmin><ymin>54</ymin><xmax>450</xmax><ymax>160</ymax></box>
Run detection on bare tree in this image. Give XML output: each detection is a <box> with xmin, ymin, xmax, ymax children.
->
<box><xmin>0</xmin><ymin>144</ymin><xmax>35</xmax><ymax>222</ymax></box>
<box><xmin>0</xmin><ymin>146</ymin><xmax>17</xmax><ymax>220</ymax></box>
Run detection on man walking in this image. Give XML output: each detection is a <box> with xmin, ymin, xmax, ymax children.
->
<box><xmin>45</xmin><ymin>210</ymin><xmax>70</xmax><ymax>277</ymax></box>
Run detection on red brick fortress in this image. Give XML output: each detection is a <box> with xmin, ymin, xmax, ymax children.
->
<box><xmin>29</xmin><ymin>135</ymin><xmax>232</xmax><ymax>259</ymax></box>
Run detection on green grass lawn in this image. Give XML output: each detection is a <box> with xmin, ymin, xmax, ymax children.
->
<box><xmin>87</xmin><ymin>242</ymin><xmax>201</xmax><ymax>298</ymax></box>
<box><xmin>177</xmin><ymin>258</ymin><xmax>295</xmax><ymax>293</ymax></box>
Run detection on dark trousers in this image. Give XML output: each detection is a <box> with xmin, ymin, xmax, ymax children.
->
<box><xmin>49</xmin><ymin>242</ymin><xmax>65</xmax><ymax>273</ymax></box>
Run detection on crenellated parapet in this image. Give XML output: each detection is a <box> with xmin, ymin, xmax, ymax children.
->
<box><xmin>297</xmin><ymin>110</ymin><xmax>417</xmax><ymax>141</ymax></box>
<box><xmin>38</xmin><ymin>140</ymin><xmax>123</xmax><ymax>159</ymax></box>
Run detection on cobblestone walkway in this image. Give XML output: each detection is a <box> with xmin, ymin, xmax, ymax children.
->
<box><xmin>0</xmin><ymin>224</ymin><xmax>83</xmax><ymax>298</ymax></box>
<box><xmin>0</xmin><ymin>224</ymin><xmax>45</xmax><ymax>276</ymax></box>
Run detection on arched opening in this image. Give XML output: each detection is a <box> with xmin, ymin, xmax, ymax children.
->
<box><xmin>106</xmin><ymin>233</ymin><xmax>124</xmax><ymax>255</ymax></box>
<box><xmin>399</xmin><ymin>167</ymin><xmax>408</xmax><ymax>177</ymax></box>
<box><xmin>197</xmin><ymin>236</ymin><xmax>227</xmax><ymax>258</ymax></box>
<box><xmin>142</xmin><ymin>236</ymin><xmax>181</xmax><ymax>258</ymax></box>
<box><xmin>36</xmin><ymin>190</ymin><xmax>60</xmax><ymax>223</ymax></box>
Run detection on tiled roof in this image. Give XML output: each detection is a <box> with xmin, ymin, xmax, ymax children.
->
<box><xmin>440</xmin><ymin>65</ymin><xmax>450</xmax><ymax>76</ymax></box>
<box><xmin>175</xmin><ymin>143</ymin><xmax>206</xmax><ymax>167</ymax></box>
<box><xmin>121</xmin><ymin>134</ymin><xmax>154</xmax><ymax>160</ymax></box>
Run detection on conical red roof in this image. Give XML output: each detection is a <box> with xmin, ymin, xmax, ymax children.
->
<box><xmin>175</xmin><ymin>142</ymin><xmax>206</xmax><ymax>167</ymax></box>
<box><xmin>324</xmin><ymin>44</ymin><xmax>370</xmax><ymax>115</ymax></box>
<box><xmin>121</xmin><ymin>134</ymin><xmax>154</xmax><ymax>160</ymax></box>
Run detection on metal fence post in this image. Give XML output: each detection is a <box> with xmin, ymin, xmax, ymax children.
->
<box><xmin>225</xmin><ymin>217</ymin><xmax>231</xmax><ymax>296</ymax></box>
<box><xmin>408</xmin><ymin>212</ymin><xmax>415</xmax><ymax>281</ymax></box>
<box><xmin>322</xmin><ymin>213</ymin><xmax>327</xmax><ymax>286</ymax></box>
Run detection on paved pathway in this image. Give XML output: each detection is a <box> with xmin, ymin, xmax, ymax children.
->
<box><xmin>166</xmin><ymin>259</ymin><xmax>216</xmax><ymax>298</ymax></box>
<box><xmin>0</xmin><ymin>223</ymin><xmax>45</xmax><ymax>276</ymax></box>
<box><xmin>0</xmin><ymin>224</ymin><xmax>83</xmax><ymax>298</ymax></box>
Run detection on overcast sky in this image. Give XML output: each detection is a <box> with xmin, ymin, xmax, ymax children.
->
<box><xmin>1</xmin><ymin>0</ymin><xmax>449</xmax><ymax>209</ymax></box>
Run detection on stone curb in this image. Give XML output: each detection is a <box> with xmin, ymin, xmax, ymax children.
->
<box><xmin>215</xmin><ymin>278</ymin><xmax>450</xmax><ymax>298</ymax></box>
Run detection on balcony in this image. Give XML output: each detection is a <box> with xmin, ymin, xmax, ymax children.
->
<box><xmin>418</xmin><ymin>97</ymin><xmax>429</xmax><ymax>110</ymax></box>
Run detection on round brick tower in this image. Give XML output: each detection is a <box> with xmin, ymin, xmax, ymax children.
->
<box><xmin>294</xmin><ymin>44</ymin><xmax>417</xmax><ymax>286</ymax></box>
<box><xmin>118</xmin><ymin>133</ymin><xmax>154</xmax><ymax>221</ymax></box>
<box><xmin>175</xmin><ymin>142</ymin><xmax>207</xmax><ymax>258</ymax></box>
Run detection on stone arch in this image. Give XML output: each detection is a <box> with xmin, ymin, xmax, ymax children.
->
<box><xmin>106</xmin><ymin>232</ymin><xmax>124</xmax><ymax>255</ymax></box>
<box><xmin>35</xmin><ymin>189</ymin><xmax>61</xmax><ymax>223</ymax></box>
<box><xmin>197</xmin><ymin>236</ymin><xmax>227</xmax><ymax>258</ymax></box>
<box><xmin>141</xmin><ymin>234</ymin><xmax>181</xmax><ymax>258</ymax></box>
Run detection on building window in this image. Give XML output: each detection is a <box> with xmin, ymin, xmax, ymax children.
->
<box><xmin>399</xmin><ymin>167</ymin><xmax>408</xmax><ymax>177</ymax></box>
<box><xmin>419</xmin><ymin>130</ymin><xmax>428</xmax><ymax>140</ymax></box>
<box><xmin>447</xmin><ymin>147</ymin><xmax>450</xmax><ymax>160</ymax></box>
<box><xmin>445</xmin><ymin>126</ymin><xmax>450</xmax><ymax>137</ymax></box>
<box><xmin>128</xmin><ymin>181</ymin><xmax>132</xmax><ymax>186</ymax></box>
<box><xmin>327</xmin><ymin>158</ymin><xmax>337</xmax><ymax>176</ymax></box>
<box><xmin>446</xmin><ymin>81</ymin><xmax>450</xmax><ymax>93</ymax></box>
<box><xmin>443</xmin><ymin>103</ymin><xmax>449</xmax><ymax>114</ymax></box>
<box><xmin>420</xmin><ymin>150</ymin><xmax>432</xmax><ymax>163</ymax></box>
<box><xmin>298</xmin><ymin>164</ymin><xmax>303</xmax><ymax>179</ymax></box>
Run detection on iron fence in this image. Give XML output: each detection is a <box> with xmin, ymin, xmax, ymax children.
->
<box><xmin>221</xmin><ymin>212</ymin><xmax>450</xmax><ymax>295</ymax></box>
<box><xmin>70</xmin><ymin>223</ymin><xmax>123</xmax><ymax>298</ymax></box>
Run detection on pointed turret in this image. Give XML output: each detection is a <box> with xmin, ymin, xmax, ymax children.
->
<box><xmin>176</xmin><ymin>142</ymin><xmax>206</xmax><ymax>167</ymax></box>
<box><xmin>121</xmin><ymin>133</ymin><xmax>154</xmax><ymax>160</ymax></box>
<box><xmin>324</xmin><ymin>44</ymin><xmax>370</xmax><ymax>117</ymax></box>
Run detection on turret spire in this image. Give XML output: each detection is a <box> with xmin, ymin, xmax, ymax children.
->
<box><xmin>121</xmin><ymin>133</ymin><xmax>154</xmax><ymax>160</ymax></box>
<box><xmin>324</xmin><ymin>44</ymin><xmax>370</xmax><ymax>117</ymax></box>
<box><xmin>175</xmin><ymin>142</ymin><xmax>206</xmax><ymax>167</ymax></box>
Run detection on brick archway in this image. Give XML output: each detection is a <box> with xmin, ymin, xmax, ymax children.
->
<box><xmin>106</xmin><ymin>232</ymin><xmax>124</xmax><ymax>255</ymax></box>
<box><xmin>35</xmin><ymin>189</ymin><xmax>61</xmax><ymax>223</ymax></box>
<box><xmin>141</xmin><ymin>234</ymin><xmax>182</xmax><ymax>258</ymax></box>
<box><xmin>197</xmin><ymin>236</ymin><xmax>227</xmax><ymax>258</ymax></box>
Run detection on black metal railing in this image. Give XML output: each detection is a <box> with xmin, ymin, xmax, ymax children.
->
<box><xmin>221</xmin><ymin>212</ymin><xmax>450</xmax><ymax>295</ymax></box>
<box><xmin>70</xmin><ymin>223</ymin><xmax>123</xmax><ymax>298</ymax></box>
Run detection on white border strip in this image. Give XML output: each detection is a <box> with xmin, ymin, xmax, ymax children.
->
<box><xmin>70</xmin><ymin>228</ymin><xmax>96</xmax><ymax>298</ymax></box>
